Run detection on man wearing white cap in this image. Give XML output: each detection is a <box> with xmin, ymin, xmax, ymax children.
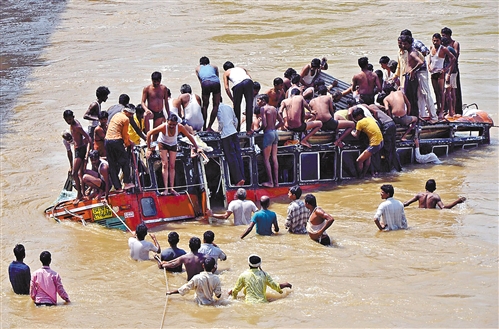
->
<box><xmin>229</xmin><ymin>254</ymin><xmax>292</xmax><ymax>303</ymax></box>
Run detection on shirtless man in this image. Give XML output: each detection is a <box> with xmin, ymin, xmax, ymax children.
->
<box><xmin>84</xmin><ymin>86</ymin><xmax>110</xmax><ymax>146</ymax></box>
<box><xmin>428</xmin><ymin>33</ymin><xmax>455</xmax><ymax>119</ymax></box>
<box><xmin>286</xmin><ymin>74</ymin><xmax>303</xmax><ymax>98</ymax></box>
<box><xmin>304</xmin><ymin>194</ymin><xmax>335</xmax><ymax>246</ymax></box>
<box><xmin>265</xmin><ymin>77</ymin><xmax>286</xmax><ymax>107</ymax></box>
<box><xmin>382</xmin><ymin>89</ymin><xmax>417</xmax><ymax>141</ymax></box>
<box><xmin>82</xmin><ymin>150</ymin><xmax>110</xmax><ymax>200</ymax></box>
<box><xmin>257</xmin><ymin>94</ymin><xmax>284</xmax><ymax>187</ymax></box>
<box><xmin>282</xmin><ymin>67</ymin><xmax>297</xmax><ymax>93</ymax></box>
<box><xmin>441</xmin><ymin>27</ymin><xmax>462</xmax><ymax>114</ymax></box>
<box><xmin>63</xmin><ymin>110</ymin><xmax>91</xmax><ymax>204</ymax></box>
<box><xmin>350</xmin><ymin>57</ymin><xmax>381</xmax><ymax>105</ymax></box>
<box><xmin>404</xmin><ymin>179</ymin><xmax>466</xmax><ymax>209</ymax></box>
<box><xmin>158</xmin><ymin>237</ymin><xmax>205</xmax><ymax>281</ymax></box>
<box><xmin>177</xmin><ymin>84</ymin><xmax>204</xmax><ymax>133</ymax></box>
<box><xmin>280</xmin><ymin>88</ymin><xmax>322</xmax><ymax>148</ymax></box>
<box><xmin>309</xmin><ymin>85</ymin><xmax>355</xmax><ymax>148</ymax></box>
<box><xmin>141</xmin><ymin>71</ymin><xmax>170</xmax><ymax>136</ymax></box>
<box><xmin>93</xmin><ymin>111</ymin><xmax>108</xmax><ymax>158</ymax></box>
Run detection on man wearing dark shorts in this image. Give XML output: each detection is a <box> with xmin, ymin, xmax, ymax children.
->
<box><xmin>196</xmin><ymin>56</ymin><xmax>222</xmax><ymax>131</ymax></box>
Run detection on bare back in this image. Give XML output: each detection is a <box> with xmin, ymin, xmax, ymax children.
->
<box><xmin>181</xmin><ymin>252</ymin><xmax>205</xmax><ymax>280</ymax></box>
<box><xmin>309</xmin><ymin>95</ymin><xmax>334</xmax><ymax>123</ymax></box>
<box><xmin>417</xmin><ymin>192</ymin><xmax>442</xmax><ymax>209</ymax></box>
<box><xmin>384</xmin><ymin>91</ymin><xmax>408</xmax><ymax>117</ymax></box>
<box><xmin>282</xmin><ymin>95</ymin><xmax>306</xmax><ymax>129</ymax></box>
<box><xmin>352</xmin><ymin>70</ymin><xmax>379</xmax><ymax>96</ymax></box>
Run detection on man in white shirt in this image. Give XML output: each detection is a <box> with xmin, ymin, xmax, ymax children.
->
<box><xmin>128</xmin><ymin>223</ymin><xmax>161</xmax><ymax>261</ymax></box>
<box><xmin>207</xmin><ymin>188</ymin><xmax>257</xmax><ymax>225</ymax></box>
<box><xmin>198</xmin><ymin>230</ymin><xmax>227</xmax><ymax>264</ymax></box>
<box><xmin>373</xmin><ymin>184</ymin><xmax>408</xmax><ymax>231</ymax></box>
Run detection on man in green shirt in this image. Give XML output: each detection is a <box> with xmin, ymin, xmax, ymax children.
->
<box><xmin>229</xmin><ymin>254</ymin><xmax>292</xmax><ymax>303</ymax></box>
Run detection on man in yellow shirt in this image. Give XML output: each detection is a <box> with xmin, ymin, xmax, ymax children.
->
<box><xmin>127</xmin><ymin>104</ymin><xmax>149</xmax><ymax>145</ymax></box>
<box><xmin>351</xmin><ymin>107</ymin><xmax>383</xmax><ymax>178</ymax></box>
<box><xmin>229</xmin><ymin>254</ymin><xmax>292</xmax><ymax>303</ymax></box>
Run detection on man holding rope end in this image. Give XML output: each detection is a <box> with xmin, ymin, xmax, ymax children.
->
<box><xmin>128</xmin><ymin>223</ymin><xmax>161</xmax><ymax>261</ymax></box>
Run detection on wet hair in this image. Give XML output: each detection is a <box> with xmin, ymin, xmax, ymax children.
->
<box><xmin>304</xmin><ymin>194</ymin><xmax>317</xmax><ymax>208</ymax></box>
<box><xmin>168</xmin><ymin>231</ymin><xmax>180</xmax><ymax>245</ymax></box>
<box><xmin>284</xmin><ymin>67</ymin><xmax>297</xmax><ymax>79</ymax></box>
<box><xmin>425</xmin><ymin>179</ymin><xmax>437</xmax><ymax>192</ymax></box>
<box><xmin>119</xmin><ymin>94</ymin><xmax>130</xmax><ymax>106</ymax></box>
<box><xmin>388</xmin><ymin>60</ymin><xmax>398</xmax><ymax>73</ymax></box>
<box><xmin>346</xmin><ymin>98</ymin><xmax>358</xmax><ymax>107</ymax></box>
<box><xmin>380</xmin><ymin>184</ymin><xmax>394</xmax><ymax>197</ymax></box>
<box><xmin>151</xmin><ymin>71</ymin><xmax>162</xmax><ymax>81</ymax></box>
<box><xmin>180</xmin><ymin>84</ymin><xmax>192</xmax><ymax>94</ymax></box>
<box><xmin>96</xmin><ymin>86</ymin><xmax>110</xmax><ymax>99</ymax></box>
<box><xmin>135</xmin><ymin>104</ymin><xmax>145</xmax><ymax>114</ymax></box>
<box><xmin>98</xmin><ymin>111</ymin><xmax>109</xmax><ymax>119</ymax></box>
<box><xmin>358</xmin><ymin>57</ymin><xmax>369</xmax><ymax>69</ymax></box>
<box><xmin>400</xmin><ymin>29</ymin><xmax>413</xmax><ymax>37</ymax></box>
<box><xmin>379</xmin><ymin>56</ymin><xmax>390</xmax><ymax>65</ymax></box>
<box><xmin>441</xmin><ymin>37</ymin><xmax>451</xmax><ymax>47</ymax></box>
<box><xmin>352</xmin><ymin>107</ymin><xmax>365</xmax><ymax>119</ymax></box>
<box><xmin>236</xmin><ymin>188</ymin><xmax>247</xmax><ymax>200</ymax></box>
<box><xmin>203</xmin><ymin>257</ymin><xmax>216</xmax><ymax>271</ymax></box>
<box><xmin>248</xmin><ymin>255</ymin><xmax>261</xmax><ymax>268</ymax></box>
<box><xmin>375</xmin><ymin>69</ymin><xmax>383</xmax><ymax>82</ymax></box>
<box><xmin>189</xmin><ymin>237</ymin><xmax>201</xmax><ymax>252</ymax></box>
<box><xmin>62</xmin><ymin>130</ymin><xmax>73</xmax><ymax>141</ymax></box>
<box><xmin>313</xmin><ymin>78</ymin><xmax>325</xmax><ymax>88</ymax></box>
<box><xmin>289</xmin><ymin>185</ymin><xmax>302</xmax><ymax>199</ymax></box>
<box><xmin>432</xmin><ymin>33</ymin><xmax>442</xmax><ymax>40</ymax></box>
<box><xmin>399</xmin><ymin>34</ymin><xmax>413</xmax><ymax>44</ymax></box>
<box><xmin>13</xmin><ymin>244</ymin><xmax>25</xmax><ymax>261</ymax></box>
<box><xmin>291</xmin><ymin>74</ymin><xmax>301</xmax><ymax>84</ymax></box>
<box><xmin>253</xmin><ymin>81</ymin><xmax>261</xmax><ymax>92</ymax></box>
<box><xmin>290</xmin><ymin>88</ymin><xmax>301</xmax><ymax>96</ymax></box>
<box><xmin>441</xmin><ymin>27</ymin><xmax>452</xmax><ymax>36</ymax></box>
<box><xmin>376</xmin><ymin>92</ymin><xmax>387</xmax><ymax>105</ymax></box>
<box><xmin>317</xmin><ymin>85</ymin><xmax>328</xmax><ymax>95</ymax></box>
<box><xmin>199</xmin><ymin>56</ymin><xmax>210</xmax><ymax>65</ymax></box>
<box><xmin>257</xmin><ymin>94</ymin><xmax>269</xmax><ymax>103</ymax></box>
<box><xmin>260</xmin><ymin>196</ymin><xmax>270</xmax><ymax>209</ymax></box>
<box><xmin>273</xmin><ymin>77</ymin><xmax>284</xmax><ymax>86</ymax></box>
<box><xmin>63</xmin><ymin>109</ymin><xmax>74</xmax><ymax>119</ymax></box>
<box><xmin>203</xmin><ymin>230</ymin><xmax>215</xmax><ymax>244</ymax></box>
<box><xmin>167</xmin><ymin>112</ymin><xmax>180</xmax><ymax>122</ymax></box>
<box><xmin>331</xmin><ymin>90</ymin><xmax>342</xmax><ymax>101</ymax></box>
<box><xmin>40</xmin><ymin>251</ymin><xmax>51</xmax><ymax>266</ymax></box>
<box><xmin>311</xmin><ymin>58</ymin><xmax>321</xmax><ymax>68</ymax></box>
<box><xmin>367</xmin><ymin>63</ymin><xmax>374</xmax><ymax>72</ymax></box>
<box><xmin>88</xmin><ymin>149</ymin><xmax>100</xmax><ymax>160</ymax></box>
<box><xmin>136</xmin><ymin>223</ymin><xmax>148</xmax><ymax>241</ymax></box>
<box><xmin>223</xmin><ymin>61</ymin><xmax>234</xmax><ymax>70</ymax></box>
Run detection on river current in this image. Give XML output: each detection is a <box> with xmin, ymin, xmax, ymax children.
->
<box><xmin>1</xmin><ymin>1</ymin><xmax>497</xmax><ymax>328</ymax></box>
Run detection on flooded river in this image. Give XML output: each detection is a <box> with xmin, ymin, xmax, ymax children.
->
<box><xmin>1</xmin><ymin>0</ymin><xmax>497</xmax><ymax>328</ymax></box>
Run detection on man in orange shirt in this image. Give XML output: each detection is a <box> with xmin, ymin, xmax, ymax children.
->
<box><xmin>105</xmin><ymin>105</ymin><xmax>136</xmax><ymax>192</ymax></box>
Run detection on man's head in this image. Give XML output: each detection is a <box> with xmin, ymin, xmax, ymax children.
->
<box><xmin>374</xmin><ymin>69</ymin><xmax>383</xmax><ymax>83</ymax></box>
<box><xmin>380</xmin><ymin>184</ymin><xmax>394</xmax><ymax>199</ymax></box>
<box><xmin>367</xmin><ymin>63</ymin><xmax>374</xmax><ymax>72</ymax></box>
<box><xmin>62</xmin><ymin>130</ymin><xmax>73</xmax><ymax>143</ymax></box>
<box><xmin>151</xmin><ymin>71</ymin><xmax>162</xmax><ymax>86</ymax></box>
<box><xmin>236</xmin><ymin>188</ymin><xmax>247</xmax><ymax>200</ymax></box>
<box><xmin>330</xmin><ymin>90</ymin><xmax>342</xmax><ymax>103</ymax></box>
<box><xmin>379</xmin><ymin>56</ymin><xmax>390</xmax><ymax>66</ymax></box>
<box><xmin>288</xmin><ymin>185</ymin><xmax>302</xmax><ymax>200</ymax></box>
<box><xmin>223</xmin><ymin>61</ymin><xmax>234</xmax><ymax>71</ymax></box>
<box><xmin>432</xmin><ymin>33</ymin><xmax>442</xmax><ymax>48</ymax></box>
<box><xmin>88</xmin><ymin>149</ymin><xmax>100</xmax><ymax>167</ymax></box>
<box><xmin>135</xmin><ymin>104</ymin><xmax>145</xmax><ymax>118</ymax></box>
<box><xmin>441</xmin><ymin>37</ymin><xmax>451</xmax><ymax>47</ymax></box>
<box><xmin>425</xmin><ymin>179</ymin><xmax>437</xmax><ymax>192</ymax></box>
<box><xmin>352</xmin><ymin>107</ymin><xmax>365</xmax><ymax>121</ymax></box>
<box><xmin>180</xmin><ymin>84</ymin><xmax>192</xmax><ymax>94</ymax></box>
<box><xmin>256</xmin><ymin>94</ymin><xmax>269</xmax><ymax>107</ymax></box>
<box><xmin>260</xmin><ymin>196</ymin><xmax>270</xmax><ymax>210</ymax></box>
<box><xmin>119</xmin><ymin>94</ymin><xmax>130</xmax><ymax>106</ymax></box>
<box><xmin>441</xmin><ymin>27</ymin><xmax>452</xmax><ymax>39</ymax></box>
<box><xmin>203</xmin><ymin>230</ymin><xmax>215</xmax><ymax>244</ymax></box>
<box><xmin>388</xmin><ymin>60</ymin><xmax>398</xmax><ymax>74</ymax></box>
<box><xmin>399</xmin><ymin>34</ymin><xmax>413</xmax><ymax>51</ymax></box>
<box><xmin>135</xmin><ymin>223</ymin><xmax>148</xmax><ymax>241</ymax></box>
<box><xmin>273</xmin><ymin>77</ymin><xmax>284</xmax><ymax>90</ymax></box>
<box><xmin>358</xmin><ymin>57</ymin><xmax>369</xmax><ymax>70</ymax></box>
<box><xmin>284</xmin><ymin>67</ymin><xmax>297</xmax><ymax>79</ymax></box>
<box><xmin>167</xmin><ymin>112</ymin><xmax>180</xmax><ymax>127</ymax></box>
<box><xmin>13</xmin><ymin>244</ymin><xmax>25</xmax><ymax>261</ymax></box>
<box><xmin>304</xmin><ymin>193</ymin><xmax>317</xmax><ymax>209</ymax></box>
<box><xmin>317</xmin><ymin>85</ymin><xmax>328</xmax><ymax>95</ymax></box>
<box><xmin>63</xmin><ymin>109</ymin><xmax>75</xmax><ymax>125</ymax></box>
<box><xmin>291</xmin><ymin>74</ymin><xmax>301</xmax><ymax>85</ymax></box>
<box><xmin>98</xmin><ymin>110</ymin><xmax>109</xmax><ymax>124</ymax></box>
<box><xmin>168</xmin><ymin>231</ymin><xmax>180</xmax><ymax>246</ymax></box>
<box><xmin>189</xmin><ymin>237</ymin><xmax>201</xmax><ymax>252</ymax></box>
<box><xmin>123</xmin><ymin>104</ymin><xmax>136</xmax><ymax>117</ymax></box>
<box><xmin>310</xmin><ymin>58</ymin><xmax>321</xmax><ymax>69</ymax></box>
<box><xmin>96</xmin><ymin>86</ymin><xmax>110</xmax><ymax>102</ymax></box>
<box><xmin>40</xmin><ymin>251</ymin><xmax>51</xmax><ymax>266</ymax></box>
<box><xmin>400</xmin><ymin>29</ymin><xmax>413</xmax><ymax>37</ymax></box>
<box><xmin>290</xmin><ymin>88</ymin><xmax>301</xmax><ymax>97</ymax></box>
<box><xmin>253</xmin><ymin>81</ymin><xmax>261</xmax><ymax>95</ymax></box>
<box><xmin>203</xmin><ymin>256</ymin><xmax>217</xmax><ymax>272</ymax></box>
<box><xmin>248</xmin><ymin>254</ymin><xmax>261</xmax><ymax>268</ymax></box>
<box><xmin>199</xmin><ymin>56</ymin><xmax>210</xmax><ymax>65</ymax></box>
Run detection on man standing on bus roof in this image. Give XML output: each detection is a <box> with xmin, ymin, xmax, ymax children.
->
<box><xmin>141</xmin><ymin>71</ymin><xmax>170</xmax><ymax>137</ymax></box>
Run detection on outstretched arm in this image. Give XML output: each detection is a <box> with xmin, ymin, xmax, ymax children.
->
<box><xmin>404</xmin><ymin>195</ymin><xmax>419</xmax><ymax>207</ymax></box>
<box><xmin>240</xmin><ymin>222</ymin><xmax>255</xmax><ymax>239</ymax></box>
<box><xmin>442</xmin><ymin>197</ymin><xmax>466</xmax><ymax>209</ymax></box>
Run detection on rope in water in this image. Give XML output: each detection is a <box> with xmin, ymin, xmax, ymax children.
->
<box><xmin>159</xmin><ymin>266</ymin><xmax>169</xmax><ymax>329</ymax></box>
<box><xmin>104</xmin><ymin>203</ymin><xmax>133</xmax><ymax>234</ymax></box>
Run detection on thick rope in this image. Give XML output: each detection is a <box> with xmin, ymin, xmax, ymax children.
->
<box><xmin>159</xmin><ymin>266</ymin><xmax>169</xmax><ymax>329</ymax></box>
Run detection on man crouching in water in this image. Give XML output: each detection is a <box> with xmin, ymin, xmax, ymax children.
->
<box><xmin>404</xmin><ymin>179</ymin><xmax>466</xmax><ymax>209</ymax></box>
<box><xmin>304</xmin><ymin>194</ymin><xmax>335</xmax><ymax>246</ymax></box>
<box><xmin>63</xmin><ymin>109</ymin><xmax>90</xmax><ymax>205</ymax></box>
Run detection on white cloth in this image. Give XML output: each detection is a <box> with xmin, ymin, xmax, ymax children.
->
<box><xmin>177</xmin><ymin>271</ymin><xmax>222</xmax><ymax>305</ymax></box>
<box><xmin>217</xmin><ymin>103</ymin><xmax>238</xmax><ymax>139</ymax></box>
<box><xmin>198</xmin><ymin>243</ymin><xmax>227</xmax><ymax>263</ymax></box>
<box><xmin>128</xmin><ymin>237</ymin><xmax>158</xmax><ymax>261</ymax></box>
<box><xmin>227</xmin><ymin>199</ymin><xmax>258</xmax><ymax>226</ymax></box>
<box><xmin>374</xmin><ymin>197</ymin><xmax>408</xmax><ymax>231</ymax></box>
<box><xmin>415</xmin><ymin>147</ymin><xmax>442</xmax><ymax>164</ymax></box>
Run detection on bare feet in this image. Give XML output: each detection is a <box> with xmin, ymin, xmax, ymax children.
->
<box><xmin>168</xmin><ymin>189</ymin><xmax>180</xmax><ymax>196</ymax></box>
<box><xmin>124</xmin><ymin>183</ymin><xmax>135</xmax><ymax>190</ymax></box>
<box><xmin>262</xmin><ymin>182</ymin><xmax>273</xmax><ymax>188</ymax></box>
<box><xmin>334</xmin><ymin>140</ymin><xmax>345</xmax><ymax>148</ymax></box>
<box><xmin>236</xmin><ymin>179</ymin><xmax>245</xmax><ymax>186</ymax></box>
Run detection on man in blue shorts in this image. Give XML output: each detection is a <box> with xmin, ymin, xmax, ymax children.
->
<box><xmin>240</xmin><ymin>196</ymin><xmax>279</xmax><ymax>239</ymax></box>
